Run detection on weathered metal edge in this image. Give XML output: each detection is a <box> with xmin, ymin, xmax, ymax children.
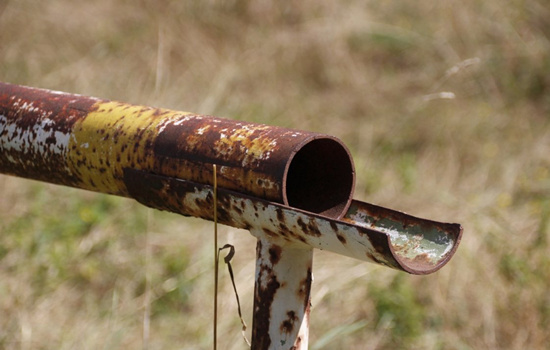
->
<box><xmin>123</xmin><ymin>169</ymin><xmax>462</xmax><ymax>274</ymax></box>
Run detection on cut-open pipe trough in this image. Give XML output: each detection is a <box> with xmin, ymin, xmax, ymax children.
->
<box><xmin>0</xmin><ymin>82</ymin><xmax>462</xmax><ymax>349</ymax></box>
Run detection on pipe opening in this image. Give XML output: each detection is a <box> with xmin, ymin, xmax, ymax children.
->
<box><xmin>285</xmin><ymin>137</ymin><xmax>355</xmax><ymax>219</ymax></box>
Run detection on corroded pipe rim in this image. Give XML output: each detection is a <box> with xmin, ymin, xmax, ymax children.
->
<box><xmin>282</xmin><ymin>135</ymin><xmax>355</xmax><ymax>219</ymax></box>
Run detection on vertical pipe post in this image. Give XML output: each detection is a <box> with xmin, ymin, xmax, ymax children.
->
<box><xmin>251</xmin><ymin>235</ymin><xmax>313</xmax><ymax>350</ymax></box>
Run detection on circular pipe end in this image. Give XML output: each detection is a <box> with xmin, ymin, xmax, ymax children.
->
<box><xmin>283</xmin><ymin>136</ymin><xmax>355</xmax><ymax>219</ymax></box>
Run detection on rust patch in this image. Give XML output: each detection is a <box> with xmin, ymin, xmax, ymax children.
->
<box><xmin>295</xmin><ymin>217</ymin><xmax>309</xmax><ymax>236</ymax></box>
<box><xmin>366</xmin><ymin>231</ymin><xmax>399</xmax><ymax>268</ymax></box>
<box><xmin>263</xmin><ymin>228</ymin><xmax>279</xmax><ymax>239</ymax></box>
<box><xmin>299</xmin><ymin>267</ymin><xmax>313</xmax><ymax>312</ymax></box>
<box><xmin>277</xmin><ymin>222</ymin><xmax>307</xmax><ymax>244</ymax></box>
<box><xmin>276</xmin><ymin>207</ymin><xmax>285</xmax><ymax>223</ymax></box>
<box><xmin>296</xmin><ymin>217</ymin><xmax>321</xmax><ymax>237</ymax></box>
<box><xmin>280</xmin><ymin>310</ymin><xmax>299</xmax><ymax>334</ymax></box>
<box><xmin>231</xmin><ymin>202</ymin><xmax>244</xmax><ymax>215</ymax></box>
<box><xmin>268</xmin><ymin>245</ymin><xmax>282</xmax><ymax>265</ymax></box>
<box><xmin>251</xmin><ymin>240</ymin><xmax>282</xmax><ymax>350</ymax></box>
<box><xmin>399</xmin><ymin>252</ymin><xmax>435</xmax><ymax>273</ymax></box>
<box><xmin>365</xmin><ymin>251</ymin><xmax>388</xmax><ymax>266</ymax></box>
<box><xmin>216</xmin><ymin>207</ymin><xmax>231</xmax><ymax>223</ymax></box>
<box><xmin>336</xmin><ymin>234</ymin><xmax>347</xmax><ymax>244</ymax></box>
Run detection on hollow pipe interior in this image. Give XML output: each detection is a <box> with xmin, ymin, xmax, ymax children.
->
<box><xmin>284</xmin><ymin>137</ymin><xmax>355</xmax><ymax>219</ymax></box>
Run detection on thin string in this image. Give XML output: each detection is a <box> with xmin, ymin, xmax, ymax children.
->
<box><xmin>213</xmin><ymin>164</ymin><xmax>218</xmax><ymax>350</ymax></box>
<box><xmin>218</xmin><ymin>244</ymin><xmax>251</xmax><ymax>347</ymax></box>
<box><xmin>213</xmin><ymin>165</ymin><xmax>250</xmax><ymax>348</ymax></box>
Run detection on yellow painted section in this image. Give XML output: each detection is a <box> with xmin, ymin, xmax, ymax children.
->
<box><xmin>64</xmin><ymin>100</ymin><xmax>284</xmax><ymax>201</ymax></box>
<box><xmin>215</xmin><ymin>125</ymin><xmax>278</xmax><ymax>167</ymax></box>
<box><xmin>67</xmin><ymin>101</ymin><xmax>191</xmax><ymax>195</ymax></box>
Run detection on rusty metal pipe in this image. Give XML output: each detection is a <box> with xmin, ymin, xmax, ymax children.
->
<box><xmin>0</xmin><ymin>82</ymin><xmax>463</xmax><ymax>349</ymax></box>
<box><xmin>0</xmin><ymin>81</ymin><xmax>462</xmax><ymax>273</ymax></box>
<box><xmin>0</xmin><ymin>82</ymin><xmax>355</xmax><ymax>218</ymax></box>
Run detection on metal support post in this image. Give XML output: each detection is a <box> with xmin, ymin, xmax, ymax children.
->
<box><xmin>251</xmin><ymin>237</ymin><xmax>313</xmax><ymax>350</ymax></box>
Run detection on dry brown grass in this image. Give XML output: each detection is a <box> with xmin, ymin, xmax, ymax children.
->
<box><xmin>1</xmin><ymin>0</ymin><xmax>550</xmax><ymax>349</ymax></box>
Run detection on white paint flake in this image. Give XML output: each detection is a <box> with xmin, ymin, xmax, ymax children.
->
<box><xmin>0</xmin><ymin>115</ymin><xmax>70</xmax><ymax>156</ymax></box>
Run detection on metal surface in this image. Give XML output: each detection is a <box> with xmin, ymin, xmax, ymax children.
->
<box><xmin>0</xmin><ymin>82</ymin><xmax>463</xmax><ymax>350</ymax></box>
<box><xmin>251</xmin><ymin>237</ymin><xmax>312</xmax><ymax>350</ymax></box>
<box><xmin>123</xmin><ymin>169</ymin><xmax>462</xmax><ymax>274</ymax></box>
<box><xmin>0</xmin><ymin>82</ymin><xmax>355</xmax><ymax>218</ymax></box>
<box><xmin>123</xmin><ymin>170</ymin><xmax>461</xmax><ymax>350</ymax></box>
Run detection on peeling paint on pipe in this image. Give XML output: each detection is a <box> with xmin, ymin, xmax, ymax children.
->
<box><xmin>0</xmin><ymin>82</ymin><xmax>355</xmax><ymax>218</ymax></box>
<box><xmin>123</xmin><ymin>169</ymin><xmax>462</xmax><ymax>274</ymax></box>
<box><xmin>251</xmin><ymin>237</ymin><xmax>312</xmax><ymax>350</ymax></box>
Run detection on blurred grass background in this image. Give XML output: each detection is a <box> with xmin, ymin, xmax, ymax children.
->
<box><xmin>1</xmin><ymin>0</ymin><xmax>550</xmax><ymax>349</ymax></box>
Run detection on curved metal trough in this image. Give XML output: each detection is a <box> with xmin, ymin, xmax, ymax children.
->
<box><xmin>124</xmin><ymin>169</ymin><xmax>461</xmax><ymax>275</ymax></box>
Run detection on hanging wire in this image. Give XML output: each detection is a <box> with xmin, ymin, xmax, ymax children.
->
<box><xmin>212</xmin><ymin>164</ymin><xmax>250</xmax><ymax>348</ymax></box>
<box><xmin>213</xmin><ymin>164</ymin><xmax>219</xmax><ymax>350</ymax></box>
